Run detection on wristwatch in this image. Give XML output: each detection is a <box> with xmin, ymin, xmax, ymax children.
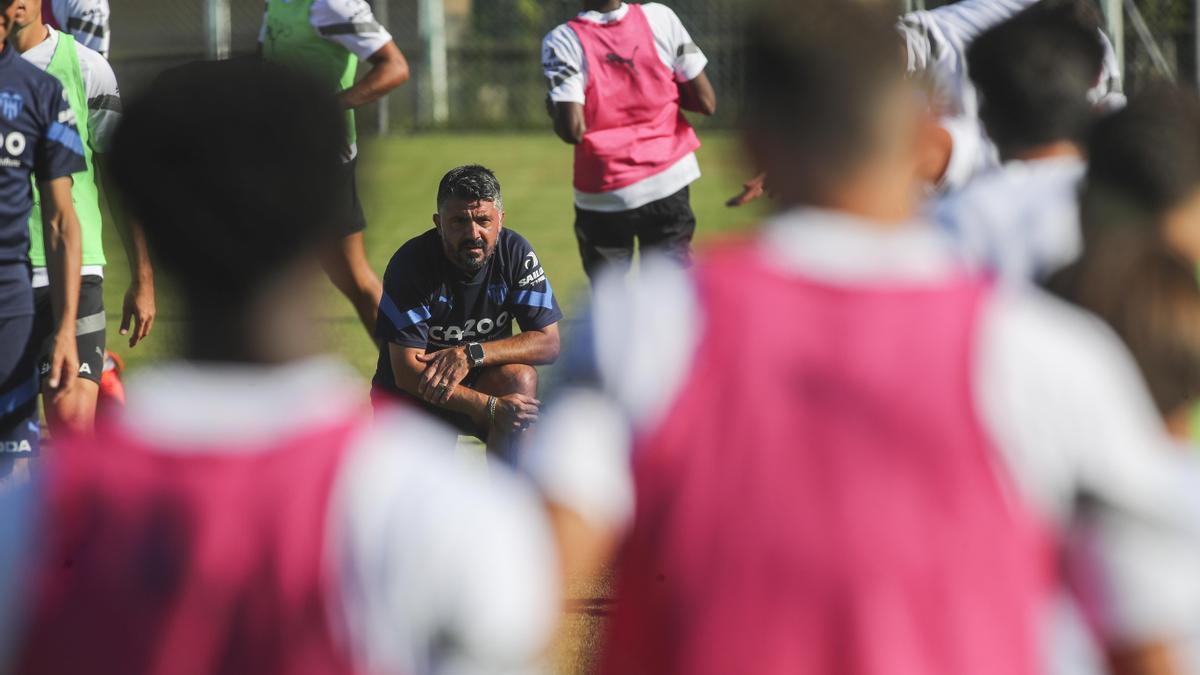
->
<box><xmin>466</xmin><ymin>342</ymin><xmax>485</xmax><ymax>368</ymax></box>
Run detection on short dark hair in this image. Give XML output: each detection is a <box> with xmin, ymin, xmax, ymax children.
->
<box><xmin>1020</xmin><ymin>0</ymin><xmax>1104</xmax><ymax>33</ymax></box>
<box><xmin>436</xmin><ymin>164</ymin><xmax>503</xmax><ymax>210</ymax></box>
<box><xmin>968</xmin><ymin>4</ymin><xmax>1105</xmax><ymax>157</ymax></box>
<box><xmin>742</xmin><ymin>0</ymin><xmax>904</xmax><ymax>199</ymax></box>
<box><xmin>109</xmin><ymin>57</ymin><xmax>345</xmax><ymax>305</ymax></box>
<box><xmin>1082</xmin><ymin>85</ymin><xmax>1200</xmax><ymax>240</ymax></box>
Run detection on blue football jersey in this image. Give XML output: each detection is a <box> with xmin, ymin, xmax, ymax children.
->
<box><xmin>0</xmin><ymin>41</ymin><xmax>85</xmax><ymax>317</ymax></box>
<box><xmin>373</xmin><ymin>227</ymin><xmax>563</xmax><ymax>393</ymax></box>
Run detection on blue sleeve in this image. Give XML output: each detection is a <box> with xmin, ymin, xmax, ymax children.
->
<box><xmin>376</xmin><ymin>255</ymin><xmax>434</xmax><ymax>350</ymax></box>
<box><xmin>507</xmin><ymin>236</ymin><xmax>563</xmax><ymax>332</ymax></box>
<box><xmin>33</xmin><ymin>80</ymin><xmax>85</xmax><ymax>183</ymax></box>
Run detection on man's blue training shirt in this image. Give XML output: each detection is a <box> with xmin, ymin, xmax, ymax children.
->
<box><xmin>373</xmin><ymin>227</ymin><xmax>563</xmax><ymax>393</ymax></box>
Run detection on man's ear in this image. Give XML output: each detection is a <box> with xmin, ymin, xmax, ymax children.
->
<box><xmin>498</xmin><ymin>208</ymin><xmax>505</xmax><ymax>230</ymax></box>
<box><xmin>432</xmin><ymin>213</ymin><xmax>441</xmax><ymax>231</ymax></box>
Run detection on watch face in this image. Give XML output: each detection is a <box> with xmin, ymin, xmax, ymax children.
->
<box><xmin>468</xmin><ymin>343</ymin><xmax>485</xmax><ymax>362</ymax></box>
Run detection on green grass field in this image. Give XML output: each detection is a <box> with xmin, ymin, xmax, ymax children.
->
<box><xmin>98</xmin><ymin>131</ymin><xmax>767</xmax><ymax>375</ymax></box>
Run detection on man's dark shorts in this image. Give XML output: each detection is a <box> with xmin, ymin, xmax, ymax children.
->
<box><xmin>0</xmin><ymin>314</ymin><xmax>40</xmax><ymax>456</ymax></box>
<box><xmin>574</xmin><ymin>185</ymin><xmax>697</xmax><ymax>282</ymax></box>
<box><xmin>335</xmin><ymin>156</ymin><xmax>368</xmax><ymax>237</ymax></box>
<box><xmin>33</xmin><ymin>275</ymin><xmax>105</xmax><ymax>385</ymax></box>
<box><xmin>372</xmin><ymin>369</ymin><xmax>488</xmax><ymax>442</ymax></box>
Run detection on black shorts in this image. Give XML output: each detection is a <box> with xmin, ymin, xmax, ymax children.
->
<box><xmin>33</xmin><ymin>275</ymin><xmax>105</xmax><ymax>385</ymax></box>
<box><xmin>0</xmin><ymin>314</ymin><xmax>40</xmax><ymax>456</ymax></box>
<box><xmin>371</xmin><ymin>369</ymin><xmax>487</xmax><ymax>442</ymax></box>
<box><xmin>335</xmin><ymin>156</ymin><xmax>367</xmax><ymax>237</ymax></box>
<box><xmin>574</xmin><ymin>185</ymin><xmax>697</xmax><ymax>282</ymax></box>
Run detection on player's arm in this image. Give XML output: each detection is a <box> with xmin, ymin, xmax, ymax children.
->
<box><xmin>312</xmin><ymin>0</ymin><xmax>408</xmax><ymax>109</ymax></box>
<box><xmin>542</xmin><ymin>27</ymin><xmax>587</xmax><ymax>145</ymax></box>
<box><xmin>88</xmin><ymin>55</ymin><xmax>154</xmax><ymax>347</ymax></box>
<box><xmin>726</xmin><ymin>172</ymin><xmax>768</xmax><ymax>208</ymax></box>
<box><xmin>338</xmin><ymin>41</ymin><xmax>409</xmax><ymax>110</ymax></box>
<box><xmin>415</xmin><ymin>322</ymin><xmax>560</xmax><ymax>408</ymax></box>
<box><xmin>389</xmin><ymin>344</ymin><xmax>539</xmax><ymax>432</ymax></box>
<box><xmin>39</xmin><ymin>177</ymin><xmax>81</xmax><ymax>396</ymax></box>
<box><xmin>678</xmin><ymin>71</ymin><xmax>716</xmax><ymax>116</ymax></box>
<box><xmin>550</xmin><ymin>102</ymin><xmax>585</xmax><ymax>145</ymax></box>
<box><xmin>99</xmin><ymin>159</ymin><xmax>155</xmax><ymax>347</ymax></box>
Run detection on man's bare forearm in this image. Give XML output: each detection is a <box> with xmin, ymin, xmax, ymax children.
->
<box><xmin>339</xmin><ymin>42</ymin><xmax>409</xmax><ymax>110</ymax></box>
<box><xmin>552</xmin><ymin>102</ymin><xmax>585</xmax><ymax>145</ymax></box>
<box><xmin>475</xmin><ymin>327</ymin><xmax>560</xmax><ymax>367</ymax></box>
<box><xmin>40</xmin><ymin>179</ymin><xmax>82</xmax><ymax>330</ymax></box>
<box><xmin>98</xmin><ymin>158</ymin><xmax>153</xmax><ymax>285</ymax></box>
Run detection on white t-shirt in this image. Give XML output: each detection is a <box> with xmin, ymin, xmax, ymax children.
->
<box><xmin>48</xmin><ymin>0</ymin><xmax>109</xmax><ymax>59</ymax></box>
<box><xmin>935</xmin><ymin>155</ymin><xmax>1086</xmax><ymax>283</ymax></box>
<box><xmin>542</xmin><ymin>2</ymin><xmax>708</xmax><ymax>212</ymax></box>
<box><xmin>22</xmin><ymin>25</ymin><xmax>119</xmax><ymax>286</ymax></box>
<box><xmin>9</xmin><ymin>357</ymin><xmax>561</xmax><ymax>675</ymax></box>
<box><xmin>525</xmin><ymin>208</ymin><xmax>1200</xmax><ymax>652</ymax></box>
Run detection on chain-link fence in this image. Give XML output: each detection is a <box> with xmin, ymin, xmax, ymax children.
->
<box><xmin>108</xmin><ymin>1</ymin><xmax>1200</xmax><ymax>133</ymax></box>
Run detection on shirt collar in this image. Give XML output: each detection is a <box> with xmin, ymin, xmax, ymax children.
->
<box><xmin>0</xmin><ymin>41</ymin><xmax>14</xmax><ymax>66</ymax></box>
<box><xmin>577</xmin><ymin>2</ymin><xmax>629</xmax><ymax>24</ymax></box>
<box><xmin>119</xmin><ymin>356</ymin><xmax>366</xmax><ymax>451</ymax></box>
<box><xmin>758</xmin><ymin>207</ymin><xmax>961</xmax><ymax>285</ymax></box>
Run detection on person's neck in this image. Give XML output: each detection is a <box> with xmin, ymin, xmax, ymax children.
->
<box><xmin>1004</xmin><ymin>140</ymin><xmax>1082</xmax><ymax>163</ymax></box>
<box><xmin>11</xmin><ymin>21</ymin><xmax>49</xmax><ymax>54</ymax></box>
<box><xmin>776</xmin><ymin>177</ymin><xmax>918</xmax><ymax>229</ymax></box>
<box><xmin>583</xmin><ymin>1</ymin><xmax>623</xmax><ymax>14</ymax></box>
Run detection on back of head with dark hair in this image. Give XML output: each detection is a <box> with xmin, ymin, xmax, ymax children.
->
<box><xmin>967</xmin><ymin>5</ymin><xmax>1105</xmax><ymax>158</ymax></box>
<box><xmin>436</xmin><ymin>164</ymin><xmax>503</xmax><ymax>211</ymax></box>
<box><xmin>742</xmin><ymin>0</ymin><xmax>904</xmax><ymax>201</ymax></box>
<box><xmin>1020</xmin><ymin>0</ymin><xmax>1104</xmax><ymax>33</ymax></box>
<box><xmin>1065</xmin><ymin>238</ymin><xmax>1200</xmax><ymax>418</ymax></box>
<box><xmin>109</xmin><ymin>57</ymin><xmax>345</xmax><ymax>307</ymax></box>
<box><xmin>1082</xmin><ymin>85</ymin><xmax>1200</xmax><ymax>240</ymax></box>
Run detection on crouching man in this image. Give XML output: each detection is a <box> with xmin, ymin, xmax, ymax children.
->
<box><xmin>372</xmin><ymin>165</ymin><xmax>562</xmax><ymax>459</ymax></box>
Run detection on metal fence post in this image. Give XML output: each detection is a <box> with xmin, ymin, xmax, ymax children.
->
<box><xmin>1103</xmin><ymin>0</ymin><xmax>1125</xmax><ymax>90</ymax></box>
<box><xmin>376</xmin><ymin>0</ymin><xmax>390</xmax><ymax>135</ymax></box>
<box><xmin>205</xmin><ymin>0</ymin><xmax>232</xmax><ymax>60</ymax></box>
<box><xmin>419</xmin><ymin>0</ymin><xmax>449</xmax><ymax>125</ymax></box>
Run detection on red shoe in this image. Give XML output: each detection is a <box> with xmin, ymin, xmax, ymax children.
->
<box><xmin>97</xmin><ymin>350</ymin><xmax>126</xmax><ymax>417</ymax></box>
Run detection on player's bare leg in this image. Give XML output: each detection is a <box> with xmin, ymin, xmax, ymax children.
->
<box><xmin>475</xmin><ymin>363</ymin><xmax>538</xmax><ymax>461</ymax></box>
<box><xmin>321</xmin><ymin>232</ymin><xmax>382</xmax><ymax>337</ymax></box>
<box><xmin>42</xmin><ymin>378</ymin><xmax>98</xmax><ymax>436</ymax></box>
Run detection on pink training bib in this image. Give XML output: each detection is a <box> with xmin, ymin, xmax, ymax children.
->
<box><xmin>568</xmin><ymin>4</ymin><xmax>700</xmax><ymax>194</ymax></box>
<box><xmin>603</xmin><ymin>242</ymin><xmax>1053</xmax><ymax>675</ymax></box>
<box><xmin>19</xmin><ymin>413</ymin><xmax>369</xmax><ymax>675</ymax></box>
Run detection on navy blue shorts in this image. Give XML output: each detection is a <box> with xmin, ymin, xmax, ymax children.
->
<box><xmin>0</xmin><ymin>314</ymin><xmax>40</xmax><ymax>457</ymax></box>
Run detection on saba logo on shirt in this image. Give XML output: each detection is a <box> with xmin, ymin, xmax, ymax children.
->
<box><xmin>0</xmin><ymin>90</ymin><xmax>23</xmax><ymax>121</ymax></box>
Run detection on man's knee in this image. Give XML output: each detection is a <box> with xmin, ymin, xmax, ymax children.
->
<box><xmin>44</xmin><ymin>380</ymin><xmax>98</xmax><ymax>435</ymax></box>
<box><xmin>484</xmin><ymin>364</ymin><xmax>538</xmax><ymax>397</ymax></box>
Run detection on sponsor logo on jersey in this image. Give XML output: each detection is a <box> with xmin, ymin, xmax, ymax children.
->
<box><xmin>1</xmin><ymin>439</ymin><xmax>33</xmax><ymax>454</ymax></box>
<box><xmin>0</xmin><ymin>90</ymin><xmax>23</xmax><ymax>121</ymax></box>
<box><xmin>0</xmin><ymin>130</ymin><xmax>27</xmax><ymax>166</ymax></box>
<box><xmin>518</xmin><ymin>251</ymin><xmax>546</xmax><ymax>288</ymax></box>
<box><xmin>430</xmin><ymin>311</ymin><xmax>511</xmax><ymax>344</ymax></box>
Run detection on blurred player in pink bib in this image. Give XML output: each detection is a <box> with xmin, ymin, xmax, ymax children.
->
<box><xmin>5</xmin><ymin>58</ymin><xmax>596</xmax><ymax>675</ymax></box>
<box><xmin>527</xmin><ymin>2</ymin><xmax>1200</xmax><ymax>674</ymax></box>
